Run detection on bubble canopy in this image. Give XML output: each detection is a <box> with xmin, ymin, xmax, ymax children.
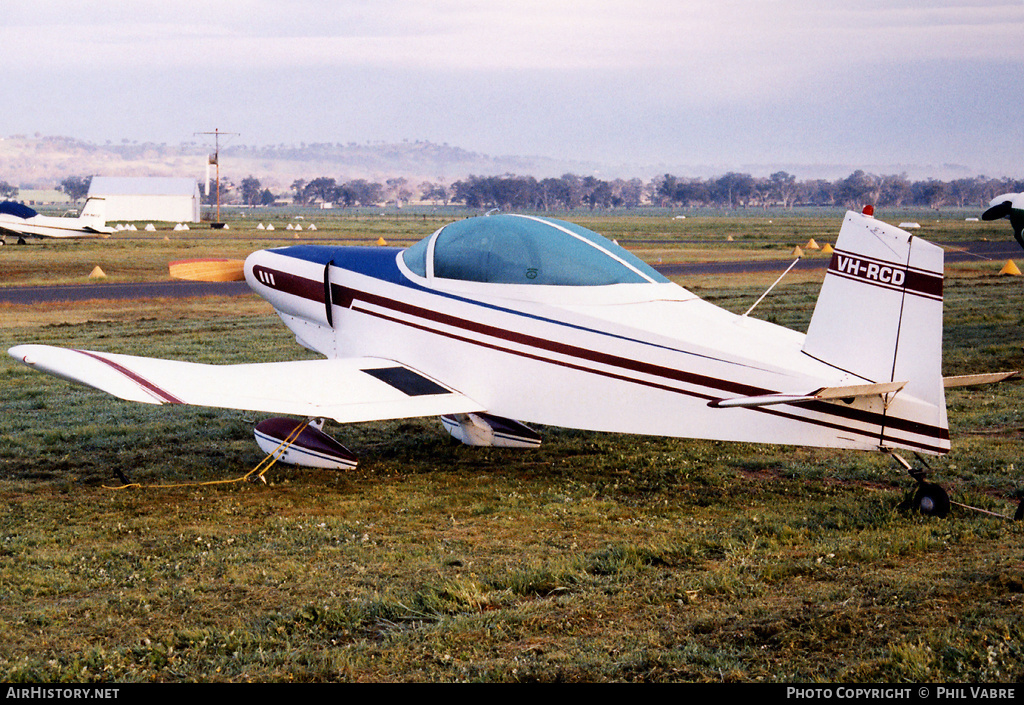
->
<box><xmin>401</xmin><ymin>214</ymin><xmax>668</xmax><ymax>287</ymax></box>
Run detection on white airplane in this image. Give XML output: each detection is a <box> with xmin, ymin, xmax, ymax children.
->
<box><xmin>7</xmin><ymin>209</ymin><xmax>1016</xmax><ymax>517</ymax></box>
<box><xmin>982</xmin><ymin>192</ymin><xmax>1024</xmax><ymax>249</ymax></box>
<box><xmin>0</xmin><ymin>197</ymin><xmax>114</xmax><ymax>244</ymax></box>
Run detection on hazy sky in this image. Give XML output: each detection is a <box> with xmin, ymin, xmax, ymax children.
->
<box><xmin>3</xmin><ymin>0</ymin><xmax>1023</xmax><ymax>177</ymax></box>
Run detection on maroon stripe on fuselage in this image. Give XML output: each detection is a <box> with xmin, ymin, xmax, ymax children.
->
<box><xmin>253</xmin><ymin>264</ymin><xmax>949</xmax><ymax>451</ymax></box>
<box><xmin>253</xmin><ymin>265</ymin><xmax>324</xmax><ymax>302</ymax></box>
<box><xmin>337</xmin><ymin>284</ymin><xmax>768</xmax><ymax>398</ymax></box>
<box><xmin>353</xmin><ymin>303</ymin><xmax>948</xmax><ymax>453</ymax></box>
<box><xmin>338</xmin><ymin>284</ymin><xmax>947</xmax><ymax>439</ymax></box>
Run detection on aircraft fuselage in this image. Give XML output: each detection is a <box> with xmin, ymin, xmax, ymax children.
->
<box><xmin>244</xmin><ymin>243</ymin><xmax>949</xmax><ymax>455</ymax></box>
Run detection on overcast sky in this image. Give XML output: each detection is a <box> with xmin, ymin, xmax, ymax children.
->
<box><xmin>3</xmin><ymin>0</ymin><xmax>1023</xmax><ymax>178</ymax></box>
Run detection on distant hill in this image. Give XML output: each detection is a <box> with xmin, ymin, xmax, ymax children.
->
<box><xmin>0</xmin><ymin>134</ymin><xmax>990</xmax><ymax>195</ymax></box>
<box><xmin>0</xmin><ymin>135</ymin><xmax>604</xmax><ymax>193</ymax></box>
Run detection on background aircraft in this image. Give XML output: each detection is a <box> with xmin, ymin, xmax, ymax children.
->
<box><xmin>982</xmin><ymin>192</ymin><xmax>1024</xmax><ymax>248</ymax></box>
<box><xmin>8</xmin><ymin>210</ymin><xmax>1016</xmax><ymax>517</ymax></box>
<box><xmin>0</xmin><ymin>197</ymin><xmax>113</xmax><ymax>244</ymax></box>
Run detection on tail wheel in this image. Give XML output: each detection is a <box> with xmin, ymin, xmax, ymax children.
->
<box><xmin>913</xmin><ymin>481</ymin><xmax>950</xmax><ymax>518</ymax></box>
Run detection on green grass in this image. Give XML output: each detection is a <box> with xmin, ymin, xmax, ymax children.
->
<box><xmin>2</xmin><ymin>207</ymin><xmax>1012</xmax><ymax>288</ymax></box>
<box><xmin>1</xmin><ymin>212</ymin><xmax>1023</xmax><ymax>682</ymax></box>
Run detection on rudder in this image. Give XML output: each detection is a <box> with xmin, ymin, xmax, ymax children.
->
<box><xmin>802</xmin><ymin>209</ymin><xmax>947</xmax><ymax>448</ymax></box>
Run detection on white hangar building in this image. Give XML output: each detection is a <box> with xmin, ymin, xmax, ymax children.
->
<box><xmin>88</xmin><ymin>177</ymin><xmax>201</xmax><ymax>223</ymax></box>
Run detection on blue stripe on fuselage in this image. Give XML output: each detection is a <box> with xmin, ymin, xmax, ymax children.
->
<box><xmin>267</xmin><ymin>243</ymin><xmax>768</xmax><ymax>372</ymax></box>
<box><xmin>272</xmin><ymin>245</ymin><xmax>411</xmax><ymax>285</ymax></box>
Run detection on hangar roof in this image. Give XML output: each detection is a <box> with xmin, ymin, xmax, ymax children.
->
<box><xmin>89</xmin><ymin>177</ymin><xmax>199</xmax><ymax>197</ymax></box>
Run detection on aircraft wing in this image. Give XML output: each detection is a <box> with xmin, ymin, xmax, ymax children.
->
<box><xmin>0</xmin><ymin>222</ymin><xmax>106</xmax><ymax>240</ymax></box>
<box><xmin>8</xmin><ymin>345</ymin><xmax>483</xmax><ymax>423</ymax></box>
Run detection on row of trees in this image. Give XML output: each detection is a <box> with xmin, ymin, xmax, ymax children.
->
<box><xmin>282</xmin><ymin>171</ymin><xmax>1022</xmax><ymax>211</ymax></box>
<box><xmin>0</xmin><ymin>176</ymin><xmax>91</xmax><ymax>201</ymax></box>
<box><xmin>446</xmin><ymin>172</ymin><xmax>1024</xmax><ymax>211</ymax></box>
<box><xmin>655</xmin><ymin>171</ymin><xmax>1024</xmax><ymax>210</ymax></box>
<box><xmin>50</xmin><ymin>171</ymin><xmax>1023</xmax><ymax>212</ymax></box>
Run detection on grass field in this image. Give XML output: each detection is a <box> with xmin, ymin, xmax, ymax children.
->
<box><xmin>1</xmin><ymin>209</ymin><xmax>1023</xmax><ymax>682</ymax></box>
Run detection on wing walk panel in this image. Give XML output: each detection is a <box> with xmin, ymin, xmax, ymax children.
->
<box><xmin>362</xmin><ymin>366</ymin><xmax>451</xmax><ymax>396</ymax></box>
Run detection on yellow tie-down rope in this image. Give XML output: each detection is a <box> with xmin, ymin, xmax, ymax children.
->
<box><xmin>104</xmin><ymin>419</ymin><xmax>310</xmax><ymax>491</ymax></box>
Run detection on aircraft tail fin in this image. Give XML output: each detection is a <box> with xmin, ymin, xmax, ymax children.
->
<box><xmin>79</xmin><ymin>196</ymin><xmax>107</xmax><ymax>225</ymax></box>
<box><xmin>802</xmin><ymin>209</ymin><xmax>947</xmax><ymax>446</ymax></box>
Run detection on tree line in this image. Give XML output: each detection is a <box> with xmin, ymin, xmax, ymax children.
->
<box><xmin>45</xmin><ymin>170</ymin><xmax>1024</xmax><ymax>212</ymax></box>
<box><xmin>442</xmin><ymin>171</ymin><xmax>1024</xmax><ymax>211</ymax></box>
<box><xmin>279</xmin><ymin>171</ymin><xmax>1024</xmax><ymax>211</ymax></box>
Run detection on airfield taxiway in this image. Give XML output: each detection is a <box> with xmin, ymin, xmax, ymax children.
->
<box><xmin>0</xmin><ymin>240</ymin><xmax>1019</xmax><ymax>305</ymax></box>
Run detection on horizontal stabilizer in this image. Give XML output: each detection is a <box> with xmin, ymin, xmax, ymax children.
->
<box><xmin>943</xmin><ymin>371</ymin><xmax>1018</xmax><ymax>388</ymax></box>
<box><xmin>8</xmin><ymin>344</ymin><xmax>483</xmax><ymax>424</ymax></box>
<box><xmin>709</xmin><ymin>380</ymin><xmax>907</xmax><ymax>409</ymax></box>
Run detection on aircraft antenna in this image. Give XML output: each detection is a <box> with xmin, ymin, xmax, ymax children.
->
<box><xmin>195</xmin><ymin>128</ymin><xmax>239</xmax><ymax>227</ymax></box>
<box><xmin>743</xmin><ymin>257</ymin><xmax>801</xmax><ymax>317</ymax></box>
